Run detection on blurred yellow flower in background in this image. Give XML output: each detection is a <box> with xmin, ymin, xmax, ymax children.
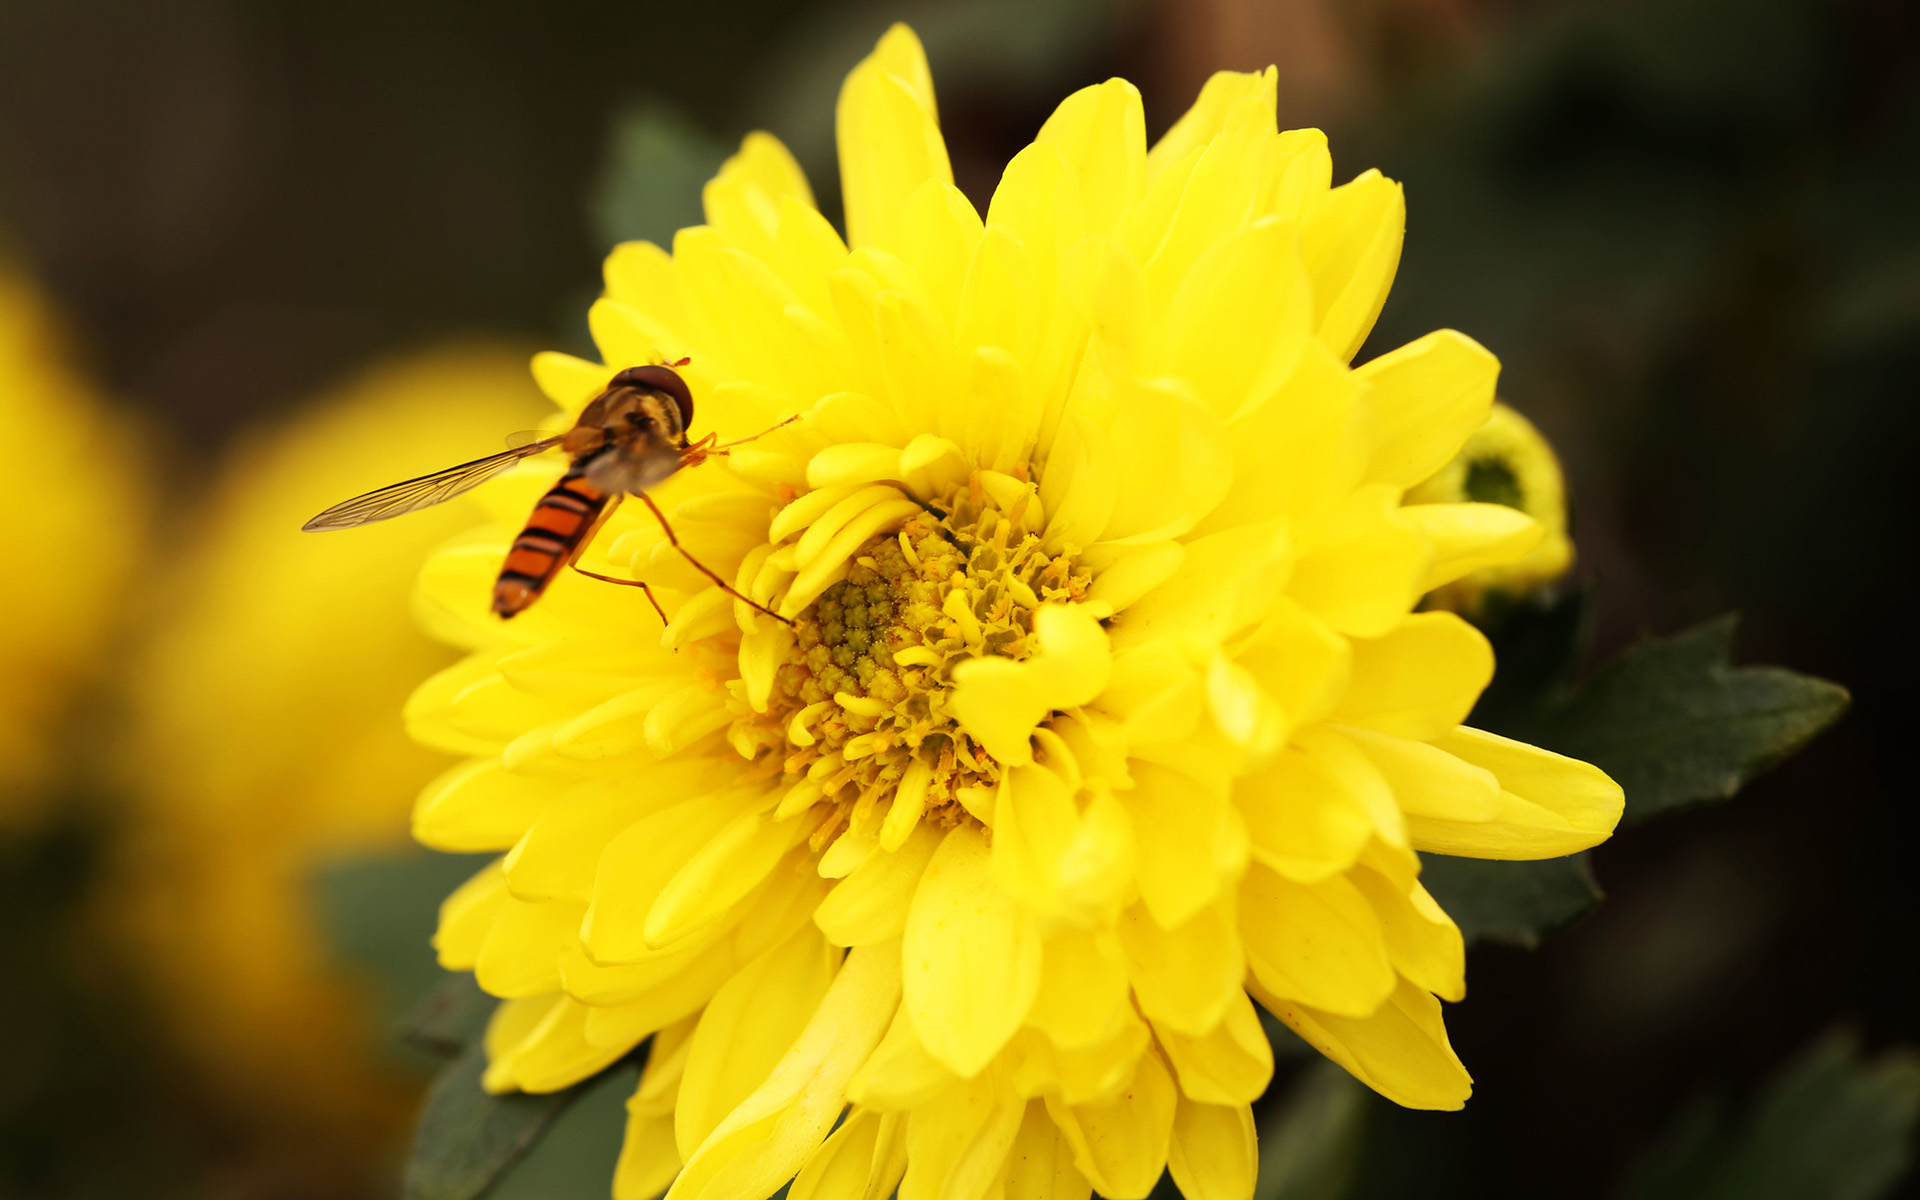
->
<box><xmin>1407</xmin><ymin>401</ymin><xmax>1575</xmax><ymax>616</ymax></box>
<box><xmin>401</xmin><ymin>26</ymin><xmax>1624</xmax><ymax>1200</ymax></box>
<box><xmin>0</xmin><ymin>267</ymin><xmax>147</xmax><ymax>826</ymax></box>
<box><xmin>112</xmin><ymin>344</ymin><xmax>543</xmax><ymax>1151</ymax></box>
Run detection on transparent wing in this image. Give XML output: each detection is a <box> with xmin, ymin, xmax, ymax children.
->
<box><xmin>302</xmin><ymin>436</ymin><xmax>565</xmax><ymax>531</ymax></box>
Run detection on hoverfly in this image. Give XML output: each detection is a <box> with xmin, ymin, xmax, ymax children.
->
<box><xmin>303</xmin><ymin>362</ymin><xmax>792</xmax><ymax>624</ymax></box>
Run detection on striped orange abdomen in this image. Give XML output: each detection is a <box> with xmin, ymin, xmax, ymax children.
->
<box><xmin>492</xmin><ymin>466</ymin><xmax>608</xmax><ymax>617</ymax></box>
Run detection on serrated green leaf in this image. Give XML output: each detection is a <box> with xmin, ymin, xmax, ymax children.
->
<box><xmin>1418</xmin><ymin>852</ymin><xmax>1603</xmax><ymax>948</ymax></box>
<box><xmin>1256</xmin><ymin>1061</ymin><xmax>1370</xmax><ymax>1200</ymax></box>
<box><xmin>1616</xmin><ymin>1031</ymin><xmax>1920</xmax><ymax>1200</ymax></box>
<box><xmin>403</xmin><ymin>1044</ymin><xmax>586</xmax><ymax>1200</ymax></box>
<box><xmin>1516</xmin><ymin>615</ymin><xmax>1849</xmax><ymax>823</ymax></box>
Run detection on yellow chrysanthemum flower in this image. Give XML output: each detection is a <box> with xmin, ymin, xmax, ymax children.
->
<box><xmin>0</xmin><ymin>266</ymin><xmax>146</xmax><ymax>823</ymax></box>
<box><xmin>115</xmin><ymin>345</ymin><xmax>541</xmax><ymax>1150</ymax></box>
<box><xmin>410</xmin><ymin>27</ymin><xmax>1624</xmax><ymax>1200</ymax></box>
<box><xmin>1406</xmin><ymin>400</ymin><xmax>1575</xmax><ymax>616</ymax></box>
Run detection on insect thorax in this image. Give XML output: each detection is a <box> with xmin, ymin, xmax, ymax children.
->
<box><xmin>568</xmin><ymin>386</ymin><xmax>687</xmax><ymax>495</ymax></box>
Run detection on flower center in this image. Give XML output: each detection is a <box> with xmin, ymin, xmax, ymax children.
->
<box><xmin>746</xmin><ymin>474</ymin><xmax>1089</xmax><ymax>850</ymax></box>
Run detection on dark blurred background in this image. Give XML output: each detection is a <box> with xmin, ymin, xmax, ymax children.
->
<box><xmin>2</xmin><ymin>0</ymin><xmax>1916</xmax><ymax>1196</ymax></box>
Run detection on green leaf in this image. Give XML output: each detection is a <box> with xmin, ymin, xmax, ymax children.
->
<box><xmin>310</xmin><ymin>848</ymin><xmax>493</xmax><ymax>1066</ymax></box>
<box><xmin>401</xmin><ymin>973</ymin><xmax>495</xmax><ymax>1061</ymax></box>
<box><xmin>486</xmin><ymin>1062</ymin><xmax>640</xmax><ymax>1200</ymax></box>
<box><xmin>1516</xmin><ymin>615</ymin><xmax>1849</xmax><ymax>823</ymax></box>
<box><xmin>1616</xmin><ymin>1031</ymin><xmax>1920</xmax><ymax>1200</ymax></box>
<box><xmin>1418</xmin><ymin>852</ymin><xmax>1603</xmax><ymax>949</ymax></box>
<box><xmin>403</xmin><ymin>1042</ymin><xmax>588</xmax><ymax>1200</ymax></box>
<box><xmin>1466</xmin><ymin>584</ymin><xmax>1594</xmax><ymax>735</ymax></box>
<box><xmin>589</xmin><ymin>103</ymin><xmax>730</xmax><ymax>252</ymax></box>
<box><xmin>1256</xmin><ymin>1061</ymin><xmax>1370</xmax><ymax>1200</ymax></box>
<box><xmin>1428</xmin><ymin>613</ymin><xmax>1845</xmax><ymax>951</ymax></box>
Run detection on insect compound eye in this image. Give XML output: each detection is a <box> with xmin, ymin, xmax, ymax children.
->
<box><xmin>613</xmin><ymin>364</ymin><xmax>695</xmax><ymax>431</ymax></box>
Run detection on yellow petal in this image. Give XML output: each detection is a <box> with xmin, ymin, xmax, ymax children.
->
<box><xmin>816</xmin><ymin>821</ymin><xmax>942</xmax><ymax>947</ymax></box>
<box><xmin>1043</xmin><ymin>1049</ymin><xmax>1177</xmax><ymax>1199</ymax></box>
<box><xmin>1301</xmin><ymin>169</ymin><xmax>1404</xmax><ymax>361</ymax></box>
<box><xmin>616</xmin><ymin>1031</ymin><xmax>688</xmax><ymax>1200</ymax></box>
<box><xmin>703</xmin><ymin>132</ymin><xmax>816</xmax><ymax>260</ymax></box>
<box><xmin>898</xmin><ymin>179</ymin><xmax>984</xmax><ymax>326</ymax></box>
<box><xmin>1408</xmin><ymin>727</ymin><xmax>1624</xmax><ymax>858</ymax></box>
<box><xmin>603</xmin><ymin>240</ymin><xmax>689</xmax><ymax>337</ymax></box>
<box><xmin>531</xmin><ymin>349</ymin><xmax>609</xmax><ymax>412</ymax></box>
<box><xmin>590</xmin><ymin>296</ymin><xmax>680</xmax><ymax>382</ymax></box>
<box><xmin>1337</xmin><ymin>725</ymin><xmax>1500</xmax><ymax>824</ymax></box>
<box><xmin>1330</xmin><ymin>612</ymin><xmax>1492</xmax><ymax>741</ymax></box>
<box><xmin>646</xmin><ymin>809</ymin><xmax>806</xmax><ymax>948</ymax></box>
<box><xmin>847</xmin><ymin>1006</ymin><xmax>957</xmax><ymax>1112</ymax></box>
<box><xmin>1351</xmin><ymin>851</ymin><xmax>1464</xmax><ymax>1002</ymax></box>
<box><xmin>435</xmin><ymin>859</ymin><xmax>508</xmax><ymax>971</ymax></box>
<box><xmin>1054</xmin><ymin>789</ymin><xmax>1137</xmax><ymax>926</ymax></box>
<box><xmin>488</xmin><ymin>995</ymin><xmax>632</xmax><ymax>1093</ymax></box>
<box><xmin>1354</xmin><ymin>329</ymin><xmax>1499</xmax><ymax>489</ymax></box>
<box><xmin>1112</xmin><ymin>521</ymin><xmax>1290</xmax><ymax>652</ymax></box>
<box><xmin>1026</xmin><ymin>929</ymin><xmax>1130</xmax><ymax>1050</ymax></box>
<box><xmin>1004</xmin><ymin>1100</ymin><xmax>1092</xmax><ymax>1200</ymax></box>
<box><xmin>900</xmin><ymin>1067</ymin><xmax>1026</xmax><ymax>1200</ymax></box>
<box><xmin>676</xmin><ymin>925</ymin><xmax>841</xmax><ymax>1158</ymax></box>
<box><xmin>483</xmin><ymin>992</ymin><xmax>563</xmax><ymax>1090</ymax></box>
<box><xmin>1401</xmin><ymin>502</ymin><xmax>1542</xmax><ymax>591</ymax></box>
<box><xmin>790</xmin><ymin>1108</ymin><xmax>907</xmax><ymax>1200</ymax></box>
<box><xmin>1117</xmin><ymin>899</ymin><xmax>1244</xmax><ymax>1037</ymax></box>
<box><xmin>1085</xmin><ymin>541</ymin><xmax>1185</xmax><ymax>615</ymax></box>
<box><xmin>1097</xmin><ymin>378</ymin><xmax>1233</xmax><ymax>545</ymax></box>
<box><xmin>1154</xmin><ymin>215</ymin><xmax>1313</xmax><ymax>423</ymax></box>
<box><xmin>1166</xmin><ymin>1100</ymin><xmax>1257</xmax><ymax>1200</ymax></box>
<box><xmin>1261</xmin><ymin>128</ymin><xmax>1333</xmax><ymax>219</ymax></box>
<box><xmin>1289</xmin><ymin>483</ymin><xmax>1429</xmax><ymax>638</ymax></box>
<box><xmin>665</xmin><ymin>943</ymin><xmax>902</xmax><ymax>1200</ymax></box>
<box><xmin>956</xmin><ymin>224</ymin><xmax>1043</xmax><ymax>374</ymax></box>
<box><xmin>1010</xmin><ymin>1014</ymin><xmax>1149</xmax><ymax>1109</ymax></box>
<box><xmin>584</xmin><ymin>792</ymin><xmax>760</xmax><ymax>963</ymax></box>
<box><xmin>1200</xmin><ymin>339</ymin><xmax>1365</xmax><ymax>534</ymax></box>
<box><xmin>1232</xmin><ymin>596</ymin><xmax>1351</xmax><ymax>743</ymax></box>
<box><xmin>950</xmin><ymin>603</ymin><xmax>1111</xmax><ymax>767</ymax></box>
<box><xmin>1036</xmin><ymin>78</ymin><xmax>1146</xmax><ymax>236</ymax></box>
<box><xmin>836</xmin><ymin>25</ymin><xmax>951</xmax><ymax>253</ymax></box>
<box><xmin>1152</xmin><ymin>989</ymin><xmax>1273</xmax><ymax>1106</ymax></box>
<box><xmin>904</xmin><ymin>826</ymin><xmax>1042</xmax><ymax>1077</ymax></box>
<box><xmin>1240</xmin><ymin>863</ymin><xmax>1395</xmax><ymax>1018</ymax></box>
<box><xmin>1140</xmin><ymin>96</ymin><xmax>1279</xmax><ymax>316</ymax></box>
<box><xmin>1146</xmin><ymin>69</ymin><xmax>1276</xmax><ymax>179</ymax></box>
<box><xmin>989</xmin><ymin>762</ymin><xmax>1080</xmax><ymax>917</ymax></box>
<box><xmin>1236</xmin><ymin>739</ymin><xmax>1380</xmax><ymax>884</ymax></box>
<box><xmin>1256</xmin><ymin>975</ymin><xmax>1471</xmax><ymax>1111</ymax></box>
<box><xmin>475</xmin><ymin>895</ymin><xmax>579</xmax><ymax>998</ymax></box>
<box><xmin>1123</xmin><ymin>759</ymin><xmax>1247</xmax><ymax>929</ymax></box>
<box><xmin>614</xmin><ymin>1112</ymin><xmax>680</xmax><ymax>1200</ymax></box>
<box><xmin>505</xmin><ymin>759</ymin><xmax>729</xmax><ymax>904</ymax></box>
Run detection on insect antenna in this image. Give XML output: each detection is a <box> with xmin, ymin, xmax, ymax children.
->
<box><xmin>637</xmin><ymin>492</ymin><xmax>794</xmax><ymax>627</ymax></box>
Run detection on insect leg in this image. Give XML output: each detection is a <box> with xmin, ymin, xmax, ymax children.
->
<box><xmin>559</xmin><ymin>495</ymin><xmax>669</xmax><ymax>627</ymax></box>
<box><xmin>569</xmin><ymin>566</ymin><xmax>668</xmax><ymax>626</ymax></box>
<box><xmin>679</xmin><ymin>414</ymin><xmax>803</xmax><ymax>468</ymax></box>
<box><xmin>636</xmin><ymin>491</ymin><xmax>794</xmax><ymax>627</ymax></box>
<box><xmin>709</xmin><ymin>414</ymin><xmax>802</xmax><ymax>451</ymax></box>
